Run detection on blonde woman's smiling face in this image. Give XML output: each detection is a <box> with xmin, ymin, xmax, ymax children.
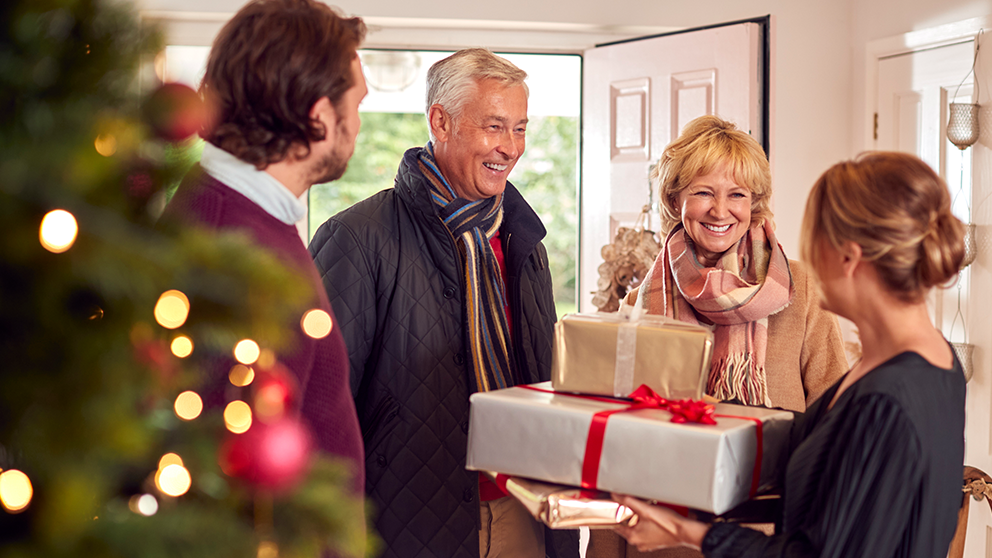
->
<box><xmin>677</xmin><ymin>161</ymin><xmax>752</xmax><ymax>267</ymax></box>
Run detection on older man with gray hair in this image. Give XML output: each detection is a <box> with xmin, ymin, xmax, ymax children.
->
<box><xmin>309</xmin><ymin>48</ymin><xmax>579</xmax><ymax>558</ymax></box>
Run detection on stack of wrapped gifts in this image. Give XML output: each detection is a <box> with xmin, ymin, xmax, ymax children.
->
<box><xmin>465</xmin><ymin>312</ymin><xmax>795</xmax><ymax>528</ymax></box>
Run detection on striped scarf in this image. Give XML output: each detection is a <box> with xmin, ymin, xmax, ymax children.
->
<box><xmin>636</xmin><ymin>220</ymin><xmax>793</xmax><ymax>406</ymax></box>
<box><xmin>418</xmin><ymin>144</ymin><xmax>514</xmax><ymax>393</ymax></box>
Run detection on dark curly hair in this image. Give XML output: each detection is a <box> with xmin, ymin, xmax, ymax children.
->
<box><xmin>199</xmin><ymin>0</ymin><xmax>366</xmax><ymax>169</ymax></box>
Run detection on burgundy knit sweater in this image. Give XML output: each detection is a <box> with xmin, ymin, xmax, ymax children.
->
<box><xmin>161</xmin><ymin>167</ymin><xmax>365</xmax><ymax>492</ymax></box>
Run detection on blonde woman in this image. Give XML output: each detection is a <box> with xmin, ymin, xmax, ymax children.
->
<box><xmin>613</xmin><ymin>151</ymin><xmax>966</xmax><ymax>558</ymax></box>
<box><xmin>589</xmin><ymin>114</ymin><xmax>849</xmax><ymax>558</ymax></box>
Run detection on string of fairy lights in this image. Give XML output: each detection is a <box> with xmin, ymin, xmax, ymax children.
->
<box><xmin>3</xmin><ymin>198</ymin><xmax>338</xmax><ymax>521</ymax></box>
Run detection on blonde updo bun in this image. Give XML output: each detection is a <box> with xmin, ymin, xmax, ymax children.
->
<box><xmin>800</xmin><ymin>151</ymin><xmax>965</xmax><ymax>303</ymax></box>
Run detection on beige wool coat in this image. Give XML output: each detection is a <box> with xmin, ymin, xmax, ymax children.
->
<box><xmin>587</xmin><ymin>259</ymin><xmax>849</xmax><ymax>558</ymax></box>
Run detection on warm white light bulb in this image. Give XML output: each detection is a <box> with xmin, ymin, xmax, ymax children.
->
<box><xmin>154</xmin><ymin>290</ymin><xmax>190</xmax><ymax>329</ymax></box>
<box><xmin>170</xmin><ymin>335</ymin><xmax>194</xmax><ymax>358</ymax></box>
<box><xmin>224</xmin><ymin>400</ymin><xmax>252</xmax><ymax>434</ymax></box>
<box><xmin>0</xmin><ymin>470</ymin><xmax>33</xmax><ymax>512</ymax></box>
<box><xmin>233</xmin><ymin>339</ymin><xmax>260</xmax><ymax>365</ymax></box>
<box><xmin>301</xmin><ymin>309</ymin><xmax>333</xmax><ymax>339</ymax></box>
<box><xmin>156</xmin><ymin>464</ymin><xmax>191</xmax><ymax>497</ymax></box>
<box><xmin>135</xmin><ymin>493</ymin><xmax>158</xmax><ymax>516</ymax></box>
<box><xmin>174</xmin><ymin>391</ymin><xmax>203</xmax><ymax>420</ymax></box>
<box><xmin>39</xmin><ymin>210</ymin><xmax>78</xmax><ymax>253</ymax></box>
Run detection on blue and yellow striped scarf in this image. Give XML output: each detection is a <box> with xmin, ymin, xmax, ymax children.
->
<box><xmin>418</xmin><ymin>143</ymin><xmax>514</xmax><ymax>393</ymax></box>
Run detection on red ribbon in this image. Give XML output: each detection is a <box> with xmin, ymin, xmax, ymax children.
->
<box><xmin>580</xmin><ymin>385</ymin><xmax>715</xmax><ymax>490</ymax></box>
<box><xmin>492</xmin><ymin>472</ymin><xmax>510</xmax><ymax>494</ymax></box>
<box><xmin>518</xmin><ymin>384</ymin><xmax>764</xmax><ymax>501</ymax></box>
<box><xmin>711</xmin><ymin>413</ymin><xmax>764</xmax><ymax>497</ymax></box>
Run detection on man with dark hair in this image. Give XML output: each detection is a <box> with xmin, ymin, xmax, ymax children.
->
<box><xmin>309</xmin><ymin>48</ymin><xmax>579</xmax><ymax>558</ymax></box>
<box><xmin>161</xmin><ymin>0</ymin><xmax>367</xmax><ymax>502</ymax></box>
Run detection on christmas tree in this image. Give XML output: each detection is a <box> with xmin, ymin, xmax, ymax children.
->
<box><xmin>0</xmin><ymin>0</ymin><xmax>369</xmax><ymax>556</ymax></box>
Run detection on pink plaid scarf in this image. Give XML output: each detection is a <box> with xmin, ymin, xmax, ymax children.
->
<box><xmin>637</xmin><ymin>221</ymin><xmax>793</xmax><ymax>406</ymax></box>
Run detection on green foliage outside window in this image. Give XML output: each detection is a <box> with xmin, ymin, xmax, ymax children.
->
<box><xmin>308</xmin><ymin>112</ymin><xmax>579</xmax><ymax>318</ymax></box>
<box><xmin>307</xmin><ymin>112</ymin><xmax>428</xmax><ymax>226</ymax></box>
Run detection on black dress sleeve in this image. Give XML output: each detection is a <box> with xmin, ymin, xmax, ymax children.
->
<box><xmin>701</xmin><ymin>393</ymin><xmax>922</xmax><ymax>558</ymax></box>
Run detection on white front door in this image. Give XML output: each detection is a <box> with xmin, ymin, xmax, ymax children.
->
<box><xmin>873</xmin><ymin>21</ymin><xmax>990</xmax><ymax>558</ymax></box>
<box><xmin>580</xmin><ymin>20</ymin><xmax>767</xmax><ymax>312</ymax></box>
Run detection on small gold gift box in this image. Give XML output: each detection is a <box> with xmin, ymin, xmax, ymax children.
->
<box><xmin>552</xmin><ymin>313</ymin><xmax>713</xmax><ymax>398</ymax></box>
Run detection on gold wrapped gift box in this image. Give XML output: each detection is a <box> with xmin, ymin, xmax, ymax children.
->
<box><xmin>483</xmin><ymin>471</ymin><xmax>777</xmax><ymax>529</ymax></box>
<box><xmin>483</xmin><ymin>472</ymin><xmax>636</xmax><ymax>529</ymax></box>
<box><xmin>552</xmin><ymin>312</ymin><xmax>714</xmax><ymax>398</ymax></box>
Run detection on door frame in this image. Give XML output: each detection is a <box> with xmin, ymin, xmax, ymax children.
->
<box><xmin>139</xmin><ymin>11</ymin><xmax>676</xmax><ymax>53</ymax></box>
<box><xmin>864</xmin><ymin>15</ymin><xmax>990</xmax><ymax>150</ymax></box>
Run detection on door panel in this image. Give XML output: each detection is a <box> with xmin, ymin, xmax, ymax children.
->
<box><xmin>580</xmin><ymin>20</ymin><xmax>766</xmax><ymax>311</ymax></box>
<box><xmin>877</xmin><ymin>41</ymin><xmax>974</xmax><ymax>174</ymax></box>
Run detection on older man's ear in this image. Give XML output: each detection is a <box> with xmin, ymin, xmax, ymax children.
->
<box><xmin>428</xmin><ymin>104</ymin><xmax>452</xmax><ymax>143</ymax></box>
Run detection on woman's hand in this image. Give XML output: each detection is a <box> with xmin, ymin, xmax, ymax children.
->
<box><xmin>612</xmin><ymin>494</ymin><xmax>711</xmax><ymax>552</ymax></box>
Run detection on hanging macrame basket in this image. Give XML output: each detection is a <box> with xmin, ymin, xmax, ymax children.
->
<box><xmin>591</xmin><ymin>207</ymin><xmax>663</xmax><ymax>312</ymax></box>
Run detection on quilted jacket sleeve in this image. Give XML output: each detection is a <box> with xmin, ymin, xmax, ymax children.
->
<box><xmin>309</xmin><ymin>217</ymin><xmax>377</xmax><ymax>398</ymax></box>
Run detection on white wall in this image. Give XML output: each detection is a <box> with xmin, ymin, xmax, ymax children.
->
<box><xmin>136</xmin><ymin>0</ymin><xmax>992</xmax><ymax>256</ymax></box>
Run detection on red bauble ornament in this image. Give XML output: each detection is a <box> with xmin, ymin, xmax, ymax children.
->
<box><xmin>143</xmin><ymin>82</ymin><xmax>211</xmax><ymax>142</ymax></box>
<box><xmin>219</xmin><ymin>416</ymin><xmax>314</xmax><ymax>492</ymax></box>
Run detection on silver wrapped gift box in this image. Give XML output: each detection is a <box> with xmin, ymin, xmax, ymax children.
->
<box><xmin>551</xmin><ymin>312</ymin><xmax>713</xmax><ymax>398</ymax></box>
<box><xmin>466</xmin><ymin>383</ymin><xmax>793</xmax><ymax>515</ymax></box>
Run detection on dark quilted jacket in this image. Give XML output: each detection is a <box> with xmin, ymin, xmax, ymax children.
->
<box><xmin>309</xmin><ymin>147</ymin><xmax>579</xmax><ymax>558</ymax></box>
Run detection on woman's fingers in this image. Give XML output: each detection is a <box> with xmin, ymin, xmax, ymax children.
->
<box><xmin>611</xmin><ymin>494</ymin><xmax>684</xmax><ymax>550</ymax></box>
<box><xmin>614</xmin><ymin>494</ymin><xmax>681</xmax><ymax>532</ymax></box>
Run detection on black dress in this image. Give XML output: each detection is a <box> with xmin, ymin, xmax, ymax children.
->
<box><xmin>702</xmin><ymin>351</ymin><xmax>966</xmax><ymax>558</ymax></box>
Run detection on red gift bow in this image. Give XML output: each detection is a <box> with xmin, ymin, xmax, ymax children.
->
<box><xmin>519</xmin><ymin>384</ymin><xmax>764</xmax><ymax>502</ymax></box>
<box><xmin>581</xmin><ymin>384</ymin><xmax>715</xmax><ymax>491</ymax></box>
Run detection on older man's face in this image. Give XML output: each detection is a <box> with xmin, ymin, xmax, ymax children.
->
<box><xmin>433</xmin><ymin>79</ymin><xmax>528</xmax><ymax>201</ymax></box>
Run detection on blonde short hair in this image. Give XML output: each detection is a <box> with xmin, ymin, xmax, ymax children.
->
<box><xmin>653</xmin><ymin>115</ymin><xmax>772</xmax><ymax>235</ymax></box>
<box><xmin>425</xmin><ymin>48</ymin><xmax>528</xmax><ymax>140</ymax></box>
<box><xmin>800</xmin><ymin>151</ymin><xmax>965</xmax><ymax>303</ymax></box>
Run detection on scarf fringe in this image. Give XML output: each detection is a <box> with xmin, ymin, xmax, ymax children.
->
<box><xmin>706</xmin><ymin>353</ymin><xmax>772</xmax><ymax>407</ymax></box>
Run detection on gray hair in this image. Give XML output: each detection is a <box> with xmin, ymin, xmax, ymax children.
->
<box><xmin>426</xmin><ymin>48</ymin><xmax>528</xmax><ymax>140</ymax></box>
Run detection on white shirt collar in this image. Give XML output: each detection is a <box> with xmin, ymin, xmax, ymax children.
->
<box><xmin>199</xmin><ymin>142</ymin><xmax>307</xmax><ymax>226</ymax></box>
